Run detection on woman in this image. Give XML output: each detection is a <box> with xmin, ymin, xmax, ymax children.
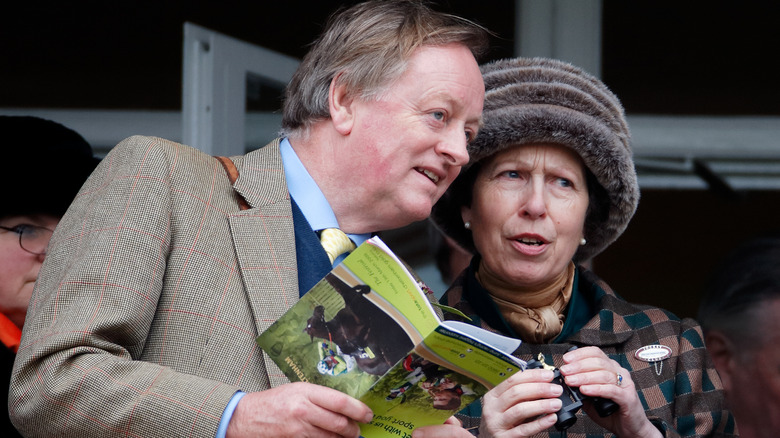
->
<box><xmin>0</xmin><ymin>116</ymin><xmax>99</xmax><ymax>438</ymax></box>
<box><xmin>431</xmin><ymin>58</ymin><xmax>735</xmax><ymax>437</ymax></box>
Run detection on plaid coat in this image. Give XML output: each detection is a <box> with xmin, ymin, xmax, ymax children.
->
<box><xmin>10</xmin><ymin>136</ymin><xmax>298</xmax><ymax>437</ymax></box>
<box><xmin>441</xmin><ymin>265</ymin><xmax>737</xmax><ymax>438</ymax></box>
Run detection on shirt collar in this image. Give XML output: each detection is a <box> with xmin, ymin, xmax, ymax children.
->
<box><xmin>280</xmin><ymin>138</ymin><xmax>370</xmax><ymax>247</ymax></box>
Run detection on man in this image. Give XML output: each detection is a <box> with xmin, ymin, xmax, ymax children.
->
<box><xmin>698</xmin><ymin>233</ymin><xmax>780</xmax><ymax>438</ymax></box>
<box><xmin>9</xmin><ymin>1</ymin><xmax>487</xmax><ymax>437</ymax></box>
<box><xmin>1</xmin><ymin>116</ymin><xmax>99</xmax><ymax>438</ymax></box>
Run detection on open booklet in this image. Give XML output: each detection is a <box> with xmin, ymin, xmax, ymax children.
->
<box><xmin>256</xmin><ymin>236</ymin><xmax>528</xmax><ymax>438</ymax></box>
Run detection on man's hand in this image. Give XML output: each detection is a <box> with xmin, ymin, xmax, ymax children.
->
<box><xmin>226</xmin><ymin>382</ymin><xmax>373</xmax><ymax>437</ymax></box>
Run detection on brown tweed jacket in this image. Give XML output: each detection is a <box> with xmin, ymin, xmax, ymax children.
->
<box><xmin>10</xmin><ymin>136</ymin><xmax>298</xmax><ymax>437</ymax></box>
<box><xmin>442</xmin><ymin>265</ymin><xmax>737</xmax><ymax>438</ymax></box>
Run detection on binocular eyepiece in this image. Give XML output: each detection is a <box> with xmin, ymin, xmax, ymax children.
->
<box><xmin>524</xmin><ymin>350</ymin><xmax>619</xmax><ymax>431</ymax></box>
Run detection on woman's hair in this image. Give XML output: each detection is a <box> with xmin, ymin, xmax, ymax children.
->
<box><xmin>280</xmin><ymin>0</ymin><xmax>489</xmax><ymax>137</ymax></box>
<box><xmin>698</xmin><ymin>232</ymin><xmax>780</xmax><ymax>353</ymax></box>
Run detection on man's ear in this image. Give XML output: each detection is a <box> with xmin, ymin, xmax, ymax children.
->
<box><xmin>704</xmin><ymin>331</ymin><xmax>735</xmax><ymax>391</ymax></box>
<box><xmin>329</xmin><ymin>74</ymin><xmax>354</xmax><ymax>135</ymax></box>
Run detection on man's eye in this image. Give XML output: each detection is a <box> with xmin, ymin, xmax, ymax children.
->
<box><xmin>432</xmin><ymin>111</ymin><xmax>445</xmax><ymax>121</ymax></box>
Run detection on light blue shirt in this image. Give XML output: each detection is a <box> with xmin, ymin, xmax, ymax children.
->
<box><xmin>279</xmin><ymin>138</ymin><xmax>370</xmax><ymax>248</ymax></box>
<box><xmin>217</xmin><ymin>138</ymin><xmax>370</xmax><ymax>437</ymax></box>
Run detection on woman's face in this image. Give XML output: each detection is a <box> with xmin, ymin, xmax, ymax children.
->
<box><xmin>0</xmin><ymin>214</ymin><xmax>59</xmax><ymax>328</ymax></box>
<box><xmin>462</xmin><ymin>144</ymin><xmax>589</xmax><ymax>289</ymax></box>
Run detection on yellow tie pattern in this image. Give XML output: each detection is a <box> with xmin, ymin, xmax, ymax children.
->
<box><xmin>320</xmin><ymin>228</ymin><xmax>356</xmax><ymax>264</ymax></box>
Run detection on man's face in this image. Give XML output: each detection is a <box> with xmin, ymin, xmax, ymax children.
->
<box><xmin>727</xmin><ymin>299</ymin><xmax>780</xmax><ymax>437</ymax></box>
<box><xmin>337</xmin><ymin>43</ymin><xmax>484</xmax><ymax>233</ymax></box>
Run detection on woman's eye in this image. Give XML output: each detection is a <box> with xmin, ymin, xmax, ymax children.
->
<box><xmin>465</xmin><ymin>131</ymin><xmax>473</xmax><ymax>142</ymax></box>
<box><xmin>556</xmin><ymin>177</ymin><xmax>573</xmax><ymax>188</ymax></box>
<box><xmin>501</xmin><ymin>170</ymin><xmax>519</xmax><ymax>179</ymax></box>
<box><xmin>432</xmin><ymin>111</ymin><xmax>445</xmax><ymax>121</ymax></box>
<box><xmin>9</xmin><ymin>225</ymin><xmax>27</xmax><ymax>235</ymax></box>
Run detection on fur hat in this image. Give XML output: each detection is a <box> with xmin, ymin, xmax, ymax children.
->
<box><xmin>1</xmin><ymin>116</ymin><xmax>100</xmax><ymax>219</ymax></box>
<box><xmin>431</xmin><ymin>57</ymin><xmax>639</xmax><ymax>261</ymax></box>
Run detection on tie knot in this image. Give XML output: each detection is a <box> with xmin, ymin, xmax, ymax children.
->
<box><xmin>319</xmin><ymin>228</ymin><xmax>356</xmax><ymax>264</ymax></box>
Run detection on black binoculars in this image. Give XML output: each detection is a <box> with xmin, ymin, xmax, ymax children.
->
<box><xmin>524</xmin><ymin>351</ymin><xmax>619</xmax><ymax>431</ymax></box>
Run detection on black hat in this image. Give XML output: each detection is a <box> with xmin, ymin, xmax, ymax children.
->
<box><xmin>1</xmin><ymin>116</ymin><xmax>101</xmax><ymax>219</ymax></box>
<box><xmin>431</xmin><ymin>58</ymin><xmax>640</xmax><ymax>261</ymax></box>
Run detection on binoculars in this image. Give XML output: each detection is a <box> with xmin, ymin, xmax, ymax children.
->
<box><xmin>524</xmin><ymin>350</ymin><xmax>619</xmax><ymax>431</ymax></box>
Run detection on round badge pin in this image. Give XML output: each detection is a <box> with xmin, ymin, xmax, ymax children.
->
<box><xmin>635</xmin><ymin>344</ymin><xmax>672</xmax><ymax>375</ymax></box>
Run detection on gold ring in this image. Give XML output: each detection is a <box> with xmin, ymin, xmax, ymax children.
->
<box><xmin>616</xmin><ymin>373</ymin><xmax>623</xmax><ymax>387</ymax></box>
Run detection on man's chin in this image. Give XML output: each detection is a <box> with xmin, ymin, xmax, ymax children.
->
<box><xmin>384</xmin><ymin>203</ymin><xmax>432</xmax><ymax>230</ymax></box>
<box><xmin>407</xmin><ymin>197</ymin><xmax>436</xmax><ymax>219</ymax></box>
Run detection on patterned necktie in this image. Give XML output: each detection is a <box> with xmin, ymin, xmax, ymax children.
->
<box><xmin>319</xmin><ymin>228</ymin><xmax>356</xmax><ymax>264</ymax></box>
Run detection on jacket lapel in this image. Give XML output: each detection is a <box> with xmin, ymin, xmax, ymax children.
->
<box><xmin>226</xmin><ymin>139</ymin><xmax>299</xmax><ymax>388</ymax></box>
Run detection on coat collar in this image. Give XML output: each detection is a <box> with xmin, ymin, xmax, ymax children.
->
<box><xmin>230</xmin><ymin>138</ymin><xmax>290</xmax><ymax>209</ymax></box>
<box><xmin>448</xmin><ymin>265</ymin><xmax>635</xmax><ymax>348</ymax></box>
<box><xmin>225</xmin><ymin>139</ymin><xmax>299</xmax><ymax>387</ymax></box>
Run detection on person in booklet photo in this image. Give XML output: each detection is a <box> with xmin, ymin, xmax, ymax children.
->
<box><xmin>305</xmin><ymin>278</ymin><xmax>414</xmax><ymax>376</ymax></box>
<box><xmin>421</xmin><ymin>376</ymin><xmax>476</xmax><ymax>411</ymax></box>
<box><xmin>386</xmin><ymin>355</ymin><xmax>475</xmax><ymax>411</ymax></box>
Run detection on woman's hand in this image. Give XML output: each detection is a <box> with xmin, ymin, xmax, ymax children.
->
<box><xmin>412</xmin><ymin>416</ymin><xmax>473</xmax><ymax>438</ymax></box>
<box><xmin>478</xmin><ymin>368</ymin><xmax>563</xmax><ymax>437</ymax></box>
<box><xmin>558</xmin><ymin>346</ymin><xmax>662</xmax><ymax>438</ymax></box>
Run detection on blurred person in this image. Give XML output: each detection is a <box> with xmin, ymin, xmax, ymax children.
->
<box><xmin>431</xmin><ymin>57</ymin><xmax>734</xmax><ymax>437</ymax></box>
<box><xmin>9</xmin><ymin>2</ymin><xmax>488</xmax><ymax>437</ymax></box>
<box><xmin>430</xmin><ymin>222</ymin><xmax>473</xmax><ymax>286</ymax></box>
<box><xmin>698</xmin><ymin>232</ymin><xmax>780</xmax><ymax>438</ymax></box>
<box><xmin>0</xmin><ymin>115</ymin><xmax>99</xmax><ymax>438</ymax></box>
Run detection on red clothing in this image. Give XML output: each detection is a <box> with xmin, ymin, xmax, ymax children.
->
<box><xmin>0</xmin><ymin>312</ymin><xmax>21</xmax><ymax>353</ymax></box>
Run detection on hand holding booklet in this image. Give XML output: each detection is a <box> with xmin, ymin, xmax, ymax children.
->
<box><xmin>256</xmin><ymin>236</ymin><xmax>527</xmax><ymax>438</ymax></box>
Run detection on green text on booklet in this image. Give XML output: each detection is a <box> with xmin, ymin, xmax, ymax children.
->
<box><xmin>257</xmin><ymin>236</ymin><xmax>526</xmax><ymax>438</ymax></box>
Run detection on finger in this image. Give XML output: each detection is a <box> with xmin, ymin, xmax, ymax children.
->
<box><xmin>304</xmin><ymin>386</ymin><xmax>373</xmax><ymax>437</ymax></box>
<box><xmin>303</xmin><ymin>406</ymin><xmax>363</xmax><ymax>438</ymax></box>
<box><xmin>501</xmin><ymin>398</ymin><xmax>563</xmax><ymax>429</ymax></box>
<box><xmin>563</xmin><ymin>367</ymin><xmax>624</xmax><ymax>387</ymax></box>
<box><xmin>509</xmin><ymin>412</ymin><xmax>559</xmax><ymax>437</ymax></box>
<box><xmin>560</xmin><ymin>355</ymin><xmax>616</xmax><ymax>376</ymax></box>
<box><xmin>577</xmin><ymin>371</ymin><xmax>637</xmax><ymax>408</ymax></box>
<box><xmin>484</xmin><ymin>381</ymin><xmax>562</xmax><ymax>414</ymax></box>
<box><xmin>412</xmin><ymin>422</ymin><xmax>473</xmax><ymax>438</ymax></box>
<box><xmin>443</xmin><ymin>416</ymin><xmax>462</xmax><ymax>427</ymax></box>
<box><xmin>562</xmin><ymin>345</ymin><xmax>603</xmax><ymax>363</ymax></box>
<box><xmin>489</xmin><ymin>368</ymin><xmax>554</xmax><ymax>399</ymax></box>
<box><xmin>308</xmin><ymin>386</ymin><xmax>374</xmax><ymax>423</ymax></box>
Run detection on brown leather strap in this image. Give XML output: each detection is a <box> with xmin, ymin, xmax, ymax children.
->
<box><xmin>215</xmin><ymin>156</ymin><xmax>250</xmax><ymax>211</ymax></box>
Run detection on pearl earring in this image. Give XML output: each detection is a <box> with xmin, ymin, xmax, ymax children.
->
<box><xmin>580</xmin><ymin>238</ymin><xmax>587</xmax><ymax>246</ymax></box>
<box><xmin>464</xmin><ymin>221</ymin><xmax>471</xmax><ymax>230</ymax></box>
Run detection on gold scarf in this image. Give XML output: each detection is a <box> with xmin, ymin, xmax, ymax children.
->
<box><xmin>477</xmin><ymin>261</ymin><xmax>575</xmax><ymax>344</ymax></box>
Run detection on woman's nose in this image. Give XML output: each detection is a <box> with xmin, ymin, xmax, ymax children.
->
<box><xmin>521</xmin><ymin>182</ymin><xmax>547</xmax><ymax>218</ymax></box>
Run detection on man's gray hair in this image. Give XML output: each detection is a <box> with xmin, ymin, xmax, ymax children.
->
<box><xmin>280</xmin><ymin>0</ymin><xmax>489</xmax><ymax>137</ymax></box>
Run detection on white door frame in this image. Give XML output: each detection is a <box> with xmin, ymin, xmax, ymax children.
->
<box><xmin>182</xmin><ymin>22</ymin><xmax>300</xmax><ymax>156</ymax></box>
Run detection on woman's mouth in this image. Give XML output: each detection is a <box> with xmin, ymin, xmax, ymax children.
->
<box><xmin>517</xmin><ymin>237</ymin><xmax>544</xmax><ymax>246</ymax></box>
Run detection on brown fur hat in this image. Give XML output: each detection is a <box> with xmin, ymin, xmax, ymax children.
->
<box><xmin>431</xmin><ymin>57</ymin><xmax>639</xmax><ymax>262</ymax></box>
